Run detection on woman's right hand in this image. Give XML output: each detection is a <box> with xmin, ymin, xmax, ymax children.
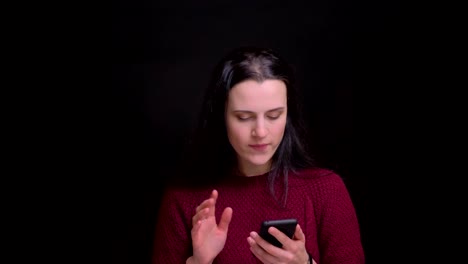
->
<box><xmin>188</xmin><ymin>190</ymin><xmax>233</xmax><ymax>264</ymax></box>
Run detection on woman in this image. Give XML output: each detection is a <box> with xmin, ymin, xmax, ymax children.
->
<box><xmin>152</xmin><ymin>47</ymin><xmax>364</xmax><ymax>264</ymax></box>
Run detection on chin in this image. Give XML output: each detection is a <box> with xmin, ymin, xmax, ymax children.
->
<box><xmin>246</xmin><ymin>155</ymin><xmax>273</xmax><ymax>166</ymax></box>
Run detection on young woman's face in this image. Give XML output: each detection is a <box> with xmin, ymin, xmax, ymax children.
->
<box><xmin>225</xmin><ymin>79</ymin><xmax>287</xmax><ymax>176</ymax></box>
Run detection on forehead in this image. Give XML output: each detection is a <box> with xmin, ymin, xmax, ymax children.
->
<box><xmin>226</xmin><ymin>79</ymin><xmax>287</xmax><ymax>111</ymax></box>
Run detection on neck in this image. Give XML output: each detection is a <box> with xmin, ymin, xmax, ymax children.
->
<box><xmin>237</xmin><ymin>161</ymin><xmax>271</xmax><ymax>177</ymax></box>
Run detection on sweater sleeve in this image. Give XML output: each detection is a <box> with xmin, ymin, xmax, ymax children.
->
<box><xmin>315</xmin><ymin>174</ymin><xmax>365</xmax><ymax>264</ymax></box>
<box><xmin>152</xmin><ymin>187</ymin><xmax>192</xmax><ymax>264</ymax></box>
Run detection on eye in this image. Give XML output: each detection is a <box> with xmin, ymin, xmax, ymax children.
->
<box><xmin>236</xmin><ymin>115</ymin><xmax>251</xmax><ymax>121</ymax></box>
<box><xmin>266</xmin><ymin>111</ymin><xmax>282</xmax><ymax>120</ymax></box>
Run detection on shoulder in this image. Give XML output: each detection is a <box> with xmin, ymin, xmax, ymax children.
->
<box><xmin>289</xmin><ymin>167</ymin><xmax>348</xmax><ymax>191</ymax></box>
<box><xmin>160</xmin><ymin>184</ymin><xmax>214</xmax><ymax>207</ymax></box>
<box><xmin>289</xmin><ymin>167</ymin><xmax>355</xmax><ymax>210</ymax></box>
<box><xmin>290</xmin><ymin>167</ymin><xmax>342</xmax><ymax>182</ymax></box>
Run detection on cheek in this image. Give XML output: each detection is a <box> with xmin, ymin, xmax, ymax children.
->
<box><xmin>226</xmin><ymin>121</ymin><xmax>248</xmax><ymax>144</ymax></box>
<box><xmin>271</xmin><ymin>120</ymin><xmax>287</xmax><ymax>138</ymax></box>
<box><xmin>229</xmin><ymin>126</ymin><xmax>249</xmax><ymax>141</ymax></box>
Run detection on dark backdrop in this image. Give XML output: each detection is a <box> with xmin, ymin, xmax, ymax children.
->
<box><xmin>111</xmin><ymin>1</ymin><xmax>400</xmax><ymax>263</ymax></box>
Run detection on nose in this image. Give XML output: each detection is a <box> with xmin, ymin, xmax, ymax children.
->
<box><xmin>252</xmin><ymin>120</ymin><xmax>267</xmax><ymax>138</ymax></box>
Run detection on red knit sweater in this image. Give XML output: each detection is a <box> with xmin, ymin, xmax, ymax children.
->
<box><xmin>152</xmin><ymin>168</ymin><xmax>364</xmax><ymax>264</ymax></box>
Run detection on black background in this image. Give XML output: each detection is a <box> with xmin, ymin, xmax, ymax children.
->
<box><xmin>111</xmin><ymin>1</ymin><xmax>402</xmax><ymax>263</ymax></box>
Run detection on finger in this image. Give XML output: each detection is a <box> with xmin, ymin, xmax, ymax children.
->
<box><xmin>211</xmin><ymin>189</ymin><xmax>218</xmax><ymax>200</ymax></box>
<box><xmin>195</xmin><ymin>190</ymin><xmax>217</xmax><ymax>212</ymax></box>
<box><xmin>250</xmin><ymin>231</ymin><xmax>283</xmax><ymax>256</ymax></box>
<box><xmin>195</xmin><ymin>198</ymin><xmax>213</xmax><ymax>213</ymax></box>
<box><xmin>191</xmin><ymin>210</ymin><xmax>209</xmax><ymax>234</ymax></box>
<box><xmin>268</xmin><ymin>226</ymin><xmax>292</xmax><ymax>248</ymax></box>
<box><xmin>192</xmin><ymin>207</ymin><xmax>209</xmax><ymax>226</ymax></box>
<box><xmin>218</xmin><ymin>207</ymin><xmax>233</xmax><ymax>232</ymax></box>
<box><xmin>209</xmin><ymin>189</ymin><xmax>218</xmax><ymax>217</ymax></box>
<box><xmin>191</xmin><ymin>216</ymin><xmax>202</xmax><ymax>234</ymax></box>
<box><xmin>247</xmin><ymin>236</ymin><xmax>277</xmax><ymax>264</ymax></box>
<box><xmin>293</xmin><ymin>224</ymin><xmax>306</xmax><ymax>242</ymax></box>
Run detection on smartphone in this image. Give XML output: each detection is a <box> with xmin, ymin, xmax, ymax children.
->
<box><xmin>259</xmin><ymin>218</ymin><xmax>297</xmax><ymax>248</ymax></box>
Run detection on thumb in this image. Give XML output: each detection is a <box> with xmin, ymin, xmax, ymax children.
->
<box><xmin>293</xmin><ymin>224</ymin><xmax>306</xmax><ymax>242</ymax></box>
<box><xmin>218</xmin><ymin>207</ymin><xmax>233</xmax><ymax>232</ymax></box>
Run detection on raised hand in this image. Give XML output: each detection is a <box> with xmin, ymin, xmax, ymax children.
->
<box><xmin>188</xmin><ymin>190</ymin><xmax>233</xmax><ymax>264</ymax></box>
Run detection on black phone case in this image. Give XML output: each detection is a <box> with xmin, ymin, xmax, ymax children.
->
<box><xmin>259</xmin><ymin>218</ymin><xmax>297</xmax><ymax>248</ymax></box>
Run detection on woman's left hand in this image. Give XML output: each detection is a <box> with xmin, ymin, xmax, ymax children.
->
<box><xmin>247</xmin><ymin>224</ymin><xmax>310</xmax><ymax>264</ymax></box>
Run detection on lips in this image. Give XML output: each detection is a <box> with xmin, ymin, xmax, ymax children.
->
<box><xmin>249</xmin><ymin>144</ymin><xmax>269</xmax><ymax>151</ymax></box>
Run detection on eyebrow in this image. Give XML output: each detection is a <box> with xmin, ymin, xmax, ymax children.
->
<box><xmin>232</xmin><ymin>107</ymin><xmax>285</xmax><ymax>114</ymax></box>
